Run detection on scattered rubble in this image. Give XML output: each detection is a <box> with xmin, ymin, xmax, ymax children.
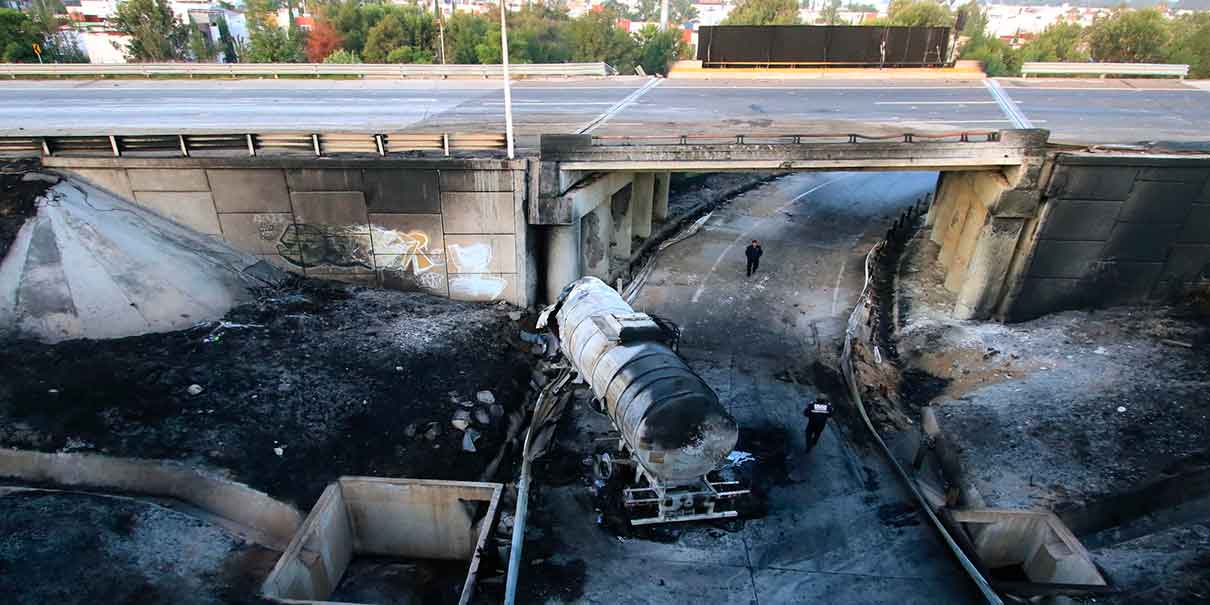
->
<box><xmin>0</xmin><ymin>278</ymin><xmax>532</xmax><ymax>508</ymax></box>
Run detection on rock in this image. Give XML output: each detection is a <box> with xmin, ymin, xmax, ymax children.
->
<box><xmin>395</xmin><ymin>366</ymin><xmax>404</xmax><ymax>372</ymax></box>
<box><xmin>462</xmin><ymin>428</ymin><xmax>481</xmax><ymax>452</ymax></box>
<box><xmin>404</xmin><ymin>423</ymin><xmax>418</xmax><ymax>438</ymax></box>
<box><xmin>490</xmin><ymin>404</ymin><xmax>504</xmax><ymax>419</ymax></box>
<box><xmin>187</xmin><ymin>384</ymin><xmax>205</xmax><ymax>396</ymax></box>
<box><xmin>508</xmin><ymin>311</ymin><xmax>523</xmax><ymax>321</ymax></box>
<box><xmin>474</xmin><ymin>408</ymin><xmax>492</xmax><ymax>426</ymax></box>
<box><xmin>273</xmin><ymin>446</ymin><xmax>284</xmax><ymax>456</ymax></box>
<box><xmin>476</xmin><ymin>390</ymin><xmax>496</xmax><ymax>405</ymax></box>
<box><xmin>452</xmin><ymin>409</ymin><xmax>472</xmax><ymax>431</ymax></box>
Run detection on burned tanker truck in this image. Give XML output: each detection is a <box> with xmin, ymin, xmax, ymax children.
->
<box><xmin>538</xmin><ymin>277</ymin><xmax>748</xmax><ymax>525</ymax></box>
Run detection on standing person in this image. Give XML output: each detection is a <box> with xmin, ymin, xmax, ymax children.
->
<box><xmin>745</xmin><ymin>239</ymin><xmax>763</xmax><ymax>277</ymax></box>
<box><xmin>803</xmin><ymin>397</ymin><xmax>833</xmax><ymax>452</ymax></box>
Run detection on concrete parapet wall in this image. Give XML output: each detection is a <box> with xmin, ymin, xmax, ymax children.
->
<box><xmin>1003</xmin><ymin>153</ymin><xmax>1210</xmax><ymax>320</ymax></box>
<box><xmin>0</xmin><ymin>448</ymin><xmax>302</xmax><ymax>547</ymax></box>
<box><xmin>42</xmin><ymin>157</ymin><xmax>535</xmax><ymax>306</ymax></box>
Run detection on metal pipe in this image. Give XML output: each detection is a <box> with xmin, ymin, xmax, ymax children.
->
<box><xmin>503</xmin><ymin>443</ymin><xmax>532</xmax><ymax>605</ymax></box>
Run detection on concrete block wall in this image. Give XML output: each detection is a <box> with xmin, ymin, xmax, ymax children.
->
<box><xmin>1006</xmin><ymin>155</ymin><xmax>1210</xmax><ymax>320</ymax></box>
<box><xmin>45</xmin><ymin>158</ymin><xmax>534</xmax><ymax>306</ymax></box>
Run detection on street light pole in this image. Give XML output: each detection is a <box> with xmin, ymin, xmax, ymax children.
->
<box><xmin>500</xmin><ymin>0</ymin><xmax>515</xmax><ymax>159</ymax></box>
<box><xmin>659</xmin><ymin>0</ymin><xmax>669</xmax><ymax>30</ymax></box>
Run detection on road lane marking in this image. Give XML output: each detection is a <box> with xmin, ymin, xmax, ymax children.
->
<box><xmin>874</xmin><ymin>101</ymin><xmax>998</xmax><ymax>105</ymax></box>
<box><xmin>831</xmin><ymin>257</ymin><xmax>848</xmax><ymax>316</ymax></box>
<box><xmin>690</xmin><ymin>174</ymin><xmax>854</xmax><ymax>304</ymax></box>
<box><xmin>983</xmin><ymin>79</ymin><xmax>1034</xmax><ymax>128</ymax></box>
<box><xmin>578</xmin><ymin>78</ymin><xmax>664</xmax><ymax>134</ymax></box>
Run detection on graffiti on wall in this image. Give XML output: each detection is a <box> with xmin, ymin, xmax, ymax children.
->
<box><xmin>277</xmin><ymin>224</ymin><xmax>373</xmax><ymax>270</ymax></box>
<box><xmin>372</xmin><ymin>226</ymin><xmax>446</xmax><ymax>292</ymax></box>
<box><xmin>447</xmin><ymin>242</ymin><xmax>507</xmax><ymax>300</ymax></box>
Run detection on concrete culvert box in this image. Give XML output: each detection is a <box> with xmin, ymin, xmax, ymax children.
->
<box><xmin>262</xmin><ymin>477</ymin><xmax>502</xmax><ymax>605</ymax></box>
<box><xmin>951</xmin><ymin>509</ymin><xmax>1107</xmax><ymax>590</ymax></box>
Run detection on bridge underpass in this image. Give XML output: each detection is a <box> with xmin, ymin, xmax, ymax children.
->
<box><xmin>536</xmin><ymin>129</ymin><xmax>1050</xmax><ymax>321</ymax></box>
<box><xmin>528</xmin><ymin>171</ymin><xmax>980</xmax><ymax>604</ymax></box>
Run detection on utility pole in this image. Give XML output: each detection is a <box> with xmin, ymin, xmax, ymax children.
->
<box><xmin>434</xmin><ymin>0</ymin><xmax>446</xmax><ymax>64</ymax></box>
<box><xmin>500</xmin><ymin>0</ymin><xmax>515</xmax><ymax>160</ymax></box>
<box><xmin>659</xmin><ymin>0</ymin><xmax>669</xmax><ymax>30</ymax></box>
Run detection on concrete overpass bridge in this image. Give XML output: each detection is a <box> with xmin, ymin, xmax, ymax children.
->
<box><xmin>6</xmin><ymin>124</ymin><xmax>1208</xmax><ymax>324</ymax></box>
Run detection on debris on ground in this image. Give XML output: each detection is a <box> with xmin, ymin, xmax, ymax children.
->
<box><xmin>0</xmin><ymin>162</ymin><xmax>53</xmax><ymax>259</ymax></box>
<box><xmin>0</xmin><ymin>490</ymin><xmax>279</xmax><ymax>605</ymax></box>
<box><xmin>891</xmin><ymin>229</ymin><xmax>1210</xmax><ymax>602</ymax></box>
<box><xmin>0</xmin><ymin>278</ymin><xmax>532</xmax><ymax>508</ymax></box>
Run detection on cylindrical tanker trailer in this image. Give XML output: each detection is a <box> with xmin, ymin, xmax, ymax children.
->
<box><xmin>542</xmin><ymin>277</ymin><xmax>746</xmax><ymax>524</ymax></box>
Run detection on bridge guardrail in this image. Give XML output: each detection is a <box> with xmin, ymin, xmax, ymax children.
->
<box><xmin>0</xmin><ymin>62</ymin><xmax>617</xmax><ymax>79</ymax></box>
<box><xmin>1020</xmin><ymin>62</ymin><xmax>1189</xmax><ymax>79</ymax></box>
<box><xmin>589</xmin><ymin>131</ymin><xmax>1002</xmax><ymax>146</ymax></box>
<box><xmin>0</xmin><ymin>131</ymin><xmax>508</xmax><ymax>158</ymax></box>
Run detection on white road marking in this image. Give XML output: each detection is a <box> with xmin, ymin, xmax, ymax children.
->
<box><xmin>690</xmin><ymin>174</ymin><xmax>854</xmax><ymax>304</ymax></box>
<box><xmin>484</xmin><ymin>101</ymin><xmax>616</xmax><ymax>105</ymax></box>
<box><xmin>577</xmin><ymin>78</ymin><xmax>664</xmax><ymax>134</ymax></box>
<box><xmin>874</xmin><ymin>101</ymin><xmax>998</xmax><ymax>105</ymax></box>
<box><xmin>983</xmin><ymin>79</ymin><xmax>1034</xmax><ymax>128</ymax></box>
<box><xmin>831</xmin><ymin>257</ymin><xmax>848</xmax><ymax>316</ymax></box>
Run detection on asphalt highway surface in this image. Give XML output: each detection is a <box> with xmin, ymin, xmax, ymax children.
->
<box><xmin>2</xmin><ymin>76</ymin><xmax>1207</xmax><ymax>149</ymax></box>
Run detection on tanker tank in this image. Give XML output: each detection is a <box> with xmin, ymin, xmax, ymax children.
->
<box><xmin>551</xmin><ymin>277</ymin><xmax>738</xmax><ymax>484</ymax></box>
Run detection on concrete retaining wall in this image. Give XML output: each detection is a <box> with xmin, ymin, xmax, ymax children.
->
<box><xmin>1004</xmin><ymin>154</ymin><xmax>1210</xmax><ymax>320</ymax></box>
<box><xmin>43</xmin><ymin>157</ymin><xmax>536</xmax><ymax>307</ymax></box>
<box><xmin>262</xmin><ymin>477</ymin><xmax>501</xmax><ymax>605</ymax></box>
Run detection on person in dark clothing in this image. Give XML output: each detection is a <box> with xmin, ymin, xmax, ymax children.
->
<box><xmin>745</xmin><ymin>240</ymin><xmax>763</xmax><ymax>277</ymax></box>
<box><xmin>803</xmin><ymin>397</ymin><xmax>833</xmax><ymax>452</ymax></box>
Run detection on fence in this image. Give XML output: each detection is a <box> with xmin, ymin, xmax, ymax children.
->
<box><xmin>0</xmin><ymin>62</ymin><xmax>617</xmax><ymax>79</ymax></box>
<box><xmin>0</xmin><ymin>131</ymin><xmax>508</xmax><ymax>158</ymax></box>
<box><xmin>696</xmin><ymin>25</ymin><xmax>951</xmax><ymax>68</ymax></box>
<box><xmin>1020</xmin><ymin>62</ymin><xmax>1189</xmax><ymax>79</ymax></box>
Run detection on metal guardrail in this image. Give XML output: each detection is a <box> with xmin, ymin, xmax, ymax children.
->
<box><xmin>0</xmin><ymin>131</ymin><xmax>508</xmax><ymax>158</ymax></box>
<box><xmin>589</xmin><ymin>131</ymin><xmax>1002</xmax><ymax>145</ymax></box>
<box><xmin>1021</xmin><ymin>62</ymin><xmax>1189</xmax><ymax>79</ymax></box>
<box><xmin>0</xmin><ymin>62</ymin><xmax>617</xmax><ymax>79</ymax></box>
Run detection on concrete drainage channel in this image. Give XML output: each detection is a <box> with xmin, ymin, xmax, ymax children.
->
<box><xmin>0</xmin><ymin>449</ymin><xmax>503</xmax><ymax>603</ymax></box>
<box><xmin>839</xmin><ymin>201</ymin><xmax>1110</xmax><ymax>602</ymax></box>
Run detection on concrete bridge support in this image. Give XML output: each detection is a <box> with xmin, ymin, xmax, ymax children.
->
<box><xmin>537</xmin><ymin>169</ymin><xmax>660</xmax><ymax>302</ymax></box>
<box><xmin>928</xmin><ymin>161</ymin><xmax>1044</xmax><ymax>320</ymax></box>
<box><xmin>653</xmin><ymin>172</ymin><xmax>671</xmax><ymax>223</ymax></box>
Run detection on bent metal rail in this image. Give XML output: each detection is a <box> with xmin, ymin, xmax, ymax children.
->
<box><xmin>0</xmin><ymin>62</ymin><xmax>617</xmax><ymax>79</ymax></box>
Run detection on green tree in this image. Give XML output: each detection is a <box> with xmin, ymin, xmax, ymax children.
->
<box><xmin>323</xmin><ymin>48</ymin><xmax>360</xmax><ymax>63</ymax></box>
<box><xmin>1019</xmin><ymin>21</ymin><xmax>1087</xmax><ymax>63</ymax></box>
<box><xmin>0</xmin><ymin>8</ymin><xmax>41</xmax><ymax>62</ymax></box>
<box><xmin>362</xmin><ymin>7</ymin><xmax>436</xmax><ymax>64</ymax></box>
<box><xmin>955</xmin><ymin>0</ymin><xmax>986</xmax><ymax>36</ymax></box>
<box><xmin>820</xmin><ymin>0</ymin><xmax>843</xmax><ymax>25</ymax></box>
<box><xmin>444</xmin><ymin>12</ymin><xmax>489</xmax><ymax>64</ymax></box>
<box><xmin>634</xmin><ymin>24</ymin><xmax>685</xmax><ymax>74</ymax></box>
<box><xmin>846</xmin><ymin>3</ymin><xmax>877</xmax><ymax>11</ymax></box>
<box><xmin>325</xmin><ymin>0</ymin><xmax>371</xmax><ymax>55</ymax></box>
<box><xmin>216</xmin><ymin>16</ymin><xmax>238</xmax><ymax>62</ymax></box>
<box><xmin>722</xmin><ymin>0</ymin><xmax>800</xmax><ymax>25</ymax></box>
<box><xmin>960</xmin><ymin>33</ymin><xmax>1020</xmax><ymax>76</ymax></box>
<box><xmin>111</xmin><ymin>0</ymin><xmax>188</xmax><ymax>61</ymax></box>
<box><xmin>1165</xmin><ymin>12</ymin><xmax>1210</xmax><ymax>78</ymax></box>
<box><xmin>1086</xmin><ymin>8</ymin><xmax>1170</xmax><ymax>63</ymax></box>
<box><xmin>566</xmin><ymin>8</ymin><xmax>635</xmax><ymax>71</ymax></box>
<box><xmin>188</xmin><ymin>25</ymin><xmax>217</xmax><ymax>61</ymax></box>
<box><xmin>887</xmin><ymin>0</ymin><xmax>952</xmax><ymax>27</ymax></box>
<box><xmin>242</xmin><ymin>0</ymin><xmax>304</xmax><ymax>62</ymax></box>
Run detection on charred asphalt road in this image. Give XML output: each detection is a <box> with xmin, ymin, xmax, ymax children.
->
<box><xmin>529</xmin><ymin>171</ymin><xmax>981</xmax><ymax>603</ymax></box>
